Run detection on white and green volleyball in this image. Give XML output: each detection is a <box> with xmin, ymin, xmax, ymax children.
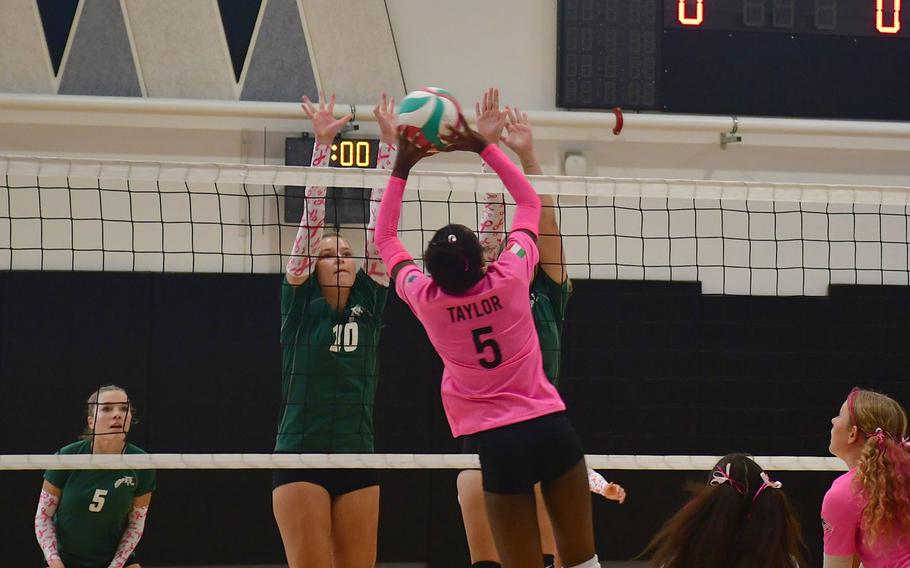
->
<box><xmin>397</xmin><ymin>87</ymin><xmax>462</xmax><ymax>148</ymax></box>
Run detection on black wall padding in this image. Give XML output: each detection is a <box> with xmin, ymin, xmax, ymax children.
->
<box><xmin>2</xmin><ymin>272</ymin><xmax>907</xmax><ymax>567</ymax></box>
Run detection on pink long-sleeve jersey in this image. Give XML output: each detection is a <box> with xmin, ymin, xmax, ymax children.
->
<box><xmin>376</xmin><ymin>144</ymin><xmax>565</xmax><ymax>437</ymax></box>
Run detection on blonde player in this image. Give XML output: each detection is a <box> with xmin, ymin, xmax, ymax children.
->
<box><xmin>822</xmin><ymin>388</ymin><xmax>910</xmax><ymax>568</ymax></box>
<box><xmin>272</xmin><ymin>92</ymin><xmax>397</xmax><ymax>568</ymax></box>
<box><xmin>35</xmin><ymin>385</ymin><xmax>155</xmax><ymax>568</ymax></box>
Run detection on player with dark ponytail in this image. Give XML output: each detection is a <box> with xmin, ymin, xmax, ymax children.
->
<box><xmin>375</xmin><ymin>118</ymin><xmax>599</xmax><ymax>568</ymax></box>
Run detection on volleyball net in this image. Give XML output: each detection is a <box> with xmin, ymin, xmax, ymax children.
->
<box><xmin>3</xmin><ymin>153</ymin><xmax>909</xmax><ymax>564</ymax></box>
<box><xmin>0</xmin><ymin>156</ymin><xmax>910</xmax><ymax>470</ymax></box>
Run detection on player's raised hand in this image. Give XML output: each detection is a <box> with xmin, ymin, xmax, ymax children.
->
<box><xmin>301</xmin><ymin>91</ymin><xmax>353</xmax><ymax>146</ymax></box>
<box><xmin>501</xmin><ymin>106</ymin><xmax>535</xmax><ymax>158</ymax></box>
<box><xmin>392</xmin><ymin>130</ymin><xmax>435</xmax><ymax>179</ymax></box>
<box><xmin>439</xmin><ymin>116</ymin><xmax>487</xmax><ymax>154</ymax></box>
<box><xmin>475</xmin><ymin>87</ymin><xmax>508</xmax><ymax>145</ymax></box>
<box><xmin>373</xmin><ymin>92</ymin><xmax>398</xmax><ymax>146</ymax></box>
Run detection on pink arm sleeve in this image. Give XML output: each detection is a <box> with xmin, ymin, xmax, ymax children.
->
<box><xmin>364</xmin><ymin>142</ymin><xmax>398</xmax><ymax>286</ymax></box>
<box><xmin>108</xmin><ymin>506</ymin><xmax>148</xmax><ymax>568</ymax></box>
<box><xmin>286</xmin><ymin>143</ymin><xmax>330</xmax><ymax>277</ymax></box>
<box><xmin>374</xmin><ymin>176</ymin><xmax>414</xmax><ymax>272</ymax></box>
<box><xmin>480</xmin><ymin>144</ymin><xmax>541</xmax><ymax>236</ymax></box>
<box><xmin>35</xmin><ymin>489</ymin><xmax>61</xmax><ymax>562</ymax></box>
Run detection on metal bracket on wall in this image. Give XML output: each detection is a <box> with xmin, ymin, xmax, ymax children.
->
<box><xmin>720</xmin><ymin>116</ymin><xmax>742</xmax><ymax>149</ymax></box>
<box><xmin>341</xmin><ymin>104</ymin><xmax>360</xmax><ymax>134</ymax></box>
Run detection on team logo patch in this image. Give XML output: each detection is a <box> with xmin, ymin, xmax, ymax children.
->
<box><xmin>406</xmin><ymin>273</ymin><xmax>418</xmax><ymax>284</ymax></box>
<box><xmin>821</xmin><ymin>518</ymin><xmax>833</xmax><ymax>534</ymax></box>
<box><xmin>350</xmin><ymin>305</ymin><xmax>363</xmax><ymax>317</ymax></box>
<box><xmin>114</xmin><ymin>476</ymin><xmax>135</xmax><ymax>488</ymax></box>
<box><xmin>509</xmin><ymin>243</ymin><xmax>526</xmax><ymax>258</ymax></box>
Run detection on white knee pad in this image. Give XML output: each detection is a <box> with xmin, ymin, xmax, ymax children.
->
<box><xmin>567</xmin><ymin>555</ymin><xmax>599</xmax><ymax>568</ymax></box>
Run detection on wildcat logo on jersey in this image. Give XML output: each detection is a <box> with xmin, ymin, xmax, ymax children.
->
<box><xmin>530</xmin><ymin>292</ymin><xmax>539</xmax><ymax>307</ymax></box>
<box><xmin>114</xmin><ymin>476</ymin><xmax>136</xmax><ymax>488</ymax></box>
<box><xmin>350</xmin><ymin>305</ymin><xmax>364</xmax><ymax>318</ymax></box>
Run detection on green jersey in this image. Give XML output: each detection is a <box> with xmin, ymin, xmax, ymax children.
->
<box><xmin>531</xmin><ymin>271</ymin><xmax>572</xmax><ymax>386</ymax></box>
<box><xmin>277</xmin><ymin>268</ymin><xmax>388</xmax><ymax>453</ymax></box>
<box><xmin>43</xmin><ymin>440</ymin><xmax>155</xmax><ymax>568</ymax></box>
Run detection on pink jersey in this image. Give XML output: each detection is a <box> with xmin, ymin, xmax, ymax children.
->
<box><xmin>374</xmin><ymin>144</ymin><xmax>565</xmax><ymax>437</ymax></box>
<box><xmin>396</xmin><ymin>230</ymin><xmax>565</xmax><ymax>436</ymax></box>
<box><xmin>821</xmin><ymin>468</ymin><xmax>910</xmax><ymax>568</ymax></box>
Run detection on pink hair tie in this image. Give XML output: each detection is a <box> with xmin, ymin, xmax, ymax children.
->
<box><xmin>710</xmin><ymin>464</ymin><xmax>745</xmax><ymax>494</ymax></box>
<box><xmin>871</xmin><ymin>427</ymin><xmax>887</xmax><ymax>446</ymax></box>
<box><xmin>752</xmin><ymin>471</ymin><xmax>783</xmax><ymax>503</ymax></box>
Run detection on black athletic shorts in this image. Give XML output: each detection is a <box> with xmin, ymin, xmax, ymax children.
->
<box><xmin>463</xmin><ymin>411</ymin><xmax>584</xmax><ymax>495</ymax></box>
<box><xmin>272</xmin><ymin>468</ymin><xmax>379</xmax><ymax>498</ymax></box>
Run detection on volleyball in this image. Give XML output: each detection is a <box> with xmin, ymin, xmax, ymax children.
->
<box><xmin>397</xmin><ymin>87</ymin><xmax>463</xmax><ymax>148</ymax></box>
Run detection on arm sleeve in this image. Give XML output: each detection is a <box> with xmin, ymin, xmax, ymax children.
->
<box><xmin>107</xmin><ymin>506</ymin><xmax>148</xmax><ymax>568</ymax></box>
<box><xmin>479</xmin><ymin>144</ymin><xmax>541</xmax><ymax>237</ymax></box>
<box><xmin>374</xmin><ymin>176</ymin><xmax>414</xmax><ymax>273</ymax></box>
<box><xmin>587</xmin><ymin>469</ymin><xmax>610</xmax><ymax>496</ymax></box>
<box><xmin>286</xmin><ymin>142</ymin><xmax>331</xmax><ymax>278</ymax></box>
<box><xmin>478</xmin><ymin>160</ymin><xmax>506</xmax><ymax>265</ymax></box>
<box><xmin>364</xmin><ymin>142</ymin><xmax>398</xmax><ymax>286</ymax></box>
<box><xmin>35</xmin><ymin>489</ymin><xmax>61</xmax><ymax>562</ymax></box>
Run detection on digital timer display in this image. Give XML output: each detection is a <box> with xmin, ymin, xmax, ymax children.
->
<box><xmin>284</xmin><ymin>136</ymin><xmax>380</xmax><ymax>224</ymax></box>
<box><xmin>557</xmin><ymin>0</ymin><xmax>910</xmax><ymax>120</ymax></box>
<box><xmin>329</xmin><ymin>140</ymin><xmax>378</xmax><ymax>168</ymax></box>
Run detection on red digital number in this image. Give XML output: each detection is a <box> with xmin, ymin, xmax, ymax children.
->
<box><xmin>877</xmin><ymin>0</ymin><xmax>902</xmax><ymax>34</ymax></box>
<box><xmin>678</xmin><ymin>0</ymin><xmax>705</xmax><ymax>25</ymax></box>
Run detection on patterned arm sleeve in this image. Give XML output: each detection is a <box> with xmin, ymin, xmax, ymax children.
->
<box><xmin>364</xmin><ymin>142</ymin><xmax>398</xmax><ymax>286</ymax></box>
<box><xmin>478</xmin><ymin>159</ymin><xmax>506</xmax><ymax>265</ymax></box>
<box><xmin>107</xmin><ymin>506</ymin><xmax>149</xmax><ymax>568</ymax></box>
<box><xmin>479</xmin><ymin>145</ymin><xmax>541</xmax><ymax>237</ymax></box>
<box><xmin>374</xmin><ymin>176</ymin><xmax>413</xmax><ymax>274</ymax></box>
<box><xmin>286</xmin><ymin>143</ymin><xmax>331</xmax><ymax>279</ymax></box>
<box><xmin>35</xmin><ymin>489</ymin><xmax>61</xmax><ymax>563</ymax></box>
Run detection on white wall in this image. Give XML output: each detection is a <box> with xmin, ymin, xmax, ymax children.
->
<box><xmin>385</xmin><ymin>0</ymin><xmax>557</xmax><ymax>111</ymax></box>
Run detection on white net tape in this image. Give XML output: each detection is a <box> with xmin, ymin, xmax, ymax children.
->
<box><xmin>3</xmin><ymin>154</ymin><xmax>910</xmax><ymax>204</ymax></box>
<box><xmin>0</xmin><ymin>453</ymin><xmax>846</xmax><ymax>471</ymax></box>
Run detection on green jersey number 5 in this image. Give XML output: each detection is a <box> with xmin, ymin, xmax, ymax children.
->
<box><xmin>88</xmin><ymin>488</ymin><xmax>108</xmax><ymax>512</ymax></box>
